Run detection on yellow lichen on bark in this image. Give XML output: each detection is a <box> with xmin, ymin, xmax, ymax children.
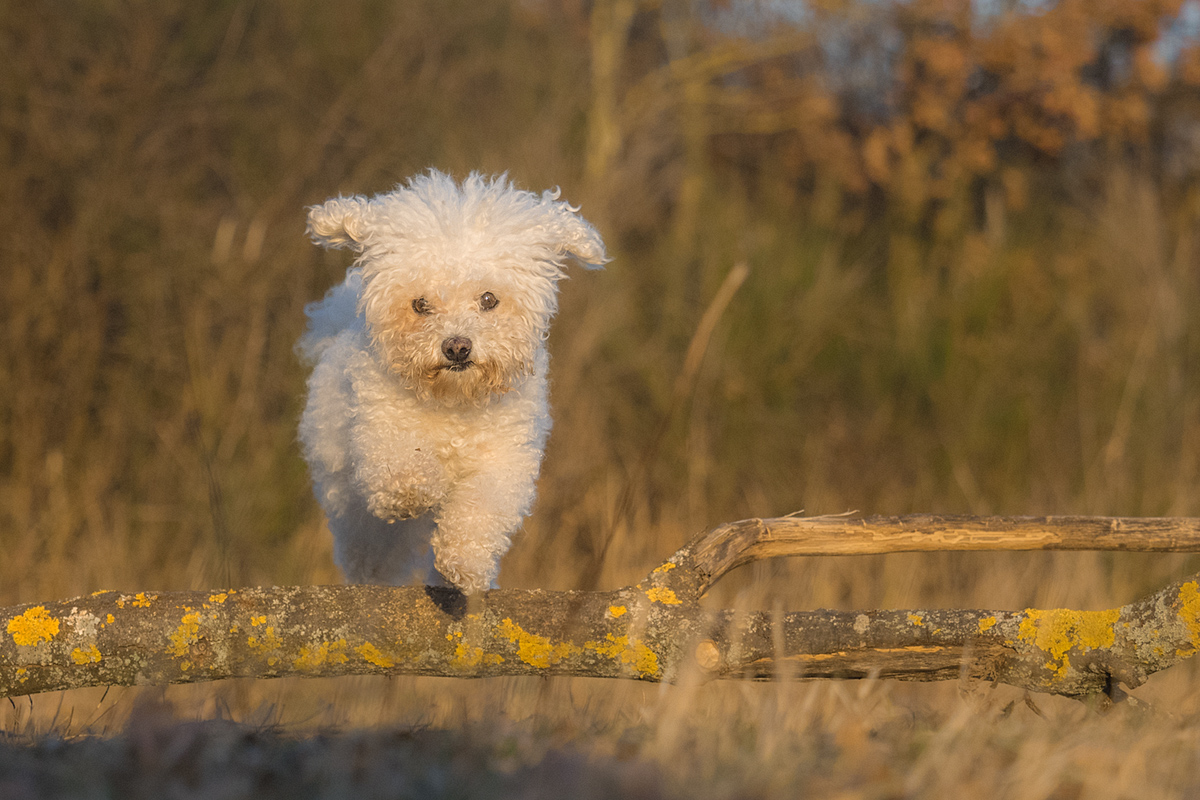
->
<box><xmin>497</xmin><ymin>618</ymin><xmax>580</xmax><ymax>668</ymax></box>
<box><xmin>247</xmin><ymin>625</ymin><xmax>283</xmax><ymax>666</ymax></box>
<box><xmin>1175</xmin><ymin>581</ymin><xmax>1200</xmax><ymax>655</ymax></box>
<box><xmin>166</xmin><ymin>611</ymin><xmax>203</xmax><ymax>670</ymax></box>
<box><xmin>167</xmin><ymin>612</ymin><xmax>201</xmax><ymax>658</ymax></box>
<box><xmin>1074</xmin><ymin>609</ymin><xmax>1120</xmax><ymax>650</ymax></box>
<box><xmin>115</xmin><ymin>593</ymin><xmax>156</xmax><ymax>609</ymax></box>
<box><xmin>1017</xmin><ymin>608</ymin><xmax>1120</xmax><ymax>678</ymax></box>
<box><xmin>7</xmin><ymin>607</ymin><xmax>60</xmax><ymax>647</ymax></box>
<box><xmin>585</xmin><ymin>633</ymin><xmax>659</xmax><ymax>677</ymax></box>
<box><xmin>293</xmin><ymin>639</ymin><xmax>349</xmax><ymax>671</ymax></box>
<box><xmin>356</xmin><ymin>642</ymin><xmax>395</xmax><ymax>668</ymax></box>
<box><xmin>71</xmin><ymin>644</ymin><xmax>101</xmax><ymax>665</ymax></box>
<box><xmin>644</xmin><ymin>587</ymin><xmax>682</xmax><ymax>605</ymax></box>
<box><xmin>447</xmin><ymin>631</ymin><xmax>504</xmax><ymax>669</ymax></box>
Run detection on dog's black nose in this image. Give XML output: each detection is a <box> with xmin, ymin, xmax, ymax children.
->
<box><xmin>441</xmin><ymin>336</ymin><xmax>472</xmax><ymax>362</ymax></box>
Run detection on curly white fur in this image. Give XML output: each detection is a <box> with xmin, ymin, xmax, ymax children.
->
<box><xmin>298</xmin><ymin>171</ymin><xmax>606</xmax><ymax>593</ymax></box>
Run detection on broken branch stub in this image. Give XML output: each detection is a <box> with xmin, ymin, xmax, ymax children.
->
<box><xmin>4</xmin><ymin>515</ymin><xmax>1200</xmax><ymax>701</ymax></box>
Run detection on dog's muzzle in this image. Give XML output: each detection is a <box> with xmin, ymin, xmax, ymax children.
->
<box><xmin>441</xmin><ymin>336</ymin><xmax>473</xmax><ymax>371</ymax></box>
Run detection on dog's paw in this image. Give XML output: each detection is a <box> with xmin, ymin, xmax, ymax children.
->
<box><xmin>433</xmin><ymin>552</ymin><xmax>496</xmax><ymax>595</ymax></box>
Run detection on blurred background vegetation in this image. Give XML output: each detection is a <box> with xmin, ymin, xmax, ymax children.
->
<box><xmin>3</xmin><ymin>0</ymin><xmax>1200</xmax><ymax>623</ymax></box>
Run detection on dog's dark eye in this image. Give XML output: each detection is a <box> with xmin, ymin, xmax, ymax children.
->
<box><xmin>479</xmin><ymin>292</ymin><xmax>499</xmax><ymax>311</ymax></box>
<box><xmin>412</xmin><ymin>298</ymin><xmax>433</xmax><ymax>315</ymax></box>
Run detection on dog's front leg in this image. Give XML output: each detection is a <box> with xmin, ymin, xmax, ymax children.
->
<box><xmin>431</xmin><ymin>454</ymin><xmax>539</xmax><ymax>594</ymax></box>
<box><xmin>351</xmin><ymin>428</ymin><xmax>449</xmax><ymax>522</ymax></box>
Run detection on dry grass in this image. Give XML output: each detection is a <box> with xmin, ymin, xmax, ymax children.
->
<box><xmin>4</xmin><ymin>1</ymin><xmax>1200</xmax><ymax>797</ymax></box>
<box><xmin>6</xmin><ymin>671</ymin><xmax>1200</xmax><ymax>799</ymax></box>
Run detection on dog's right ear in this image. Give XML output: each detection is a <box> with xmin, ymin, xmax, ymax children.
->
<box><xmin>306</xmin><ymin>196</ymin><xmax>372</xmax><ymax>251</ymax></box>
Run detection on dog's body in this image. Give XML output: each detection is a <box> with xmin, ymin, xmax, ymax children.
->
<box><xmin>298</xmin><ymin>171</ymin><xmax>605</xmax><ymax>593</ymax></box>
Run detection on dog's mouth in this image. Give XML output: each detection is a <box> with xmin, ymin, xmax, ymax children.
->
<box><xmin>443</xmin><ymin>361</ymin><xmax>474</xmax><ymax>373</ymax></box>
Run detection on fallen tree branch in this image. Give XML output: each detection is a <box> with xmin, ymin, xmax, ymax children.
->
<box><xmin>662</xmin><ymin>514</ymin><xmax>1200</xmax><ymax>601</ymax></box>
<box><xmin>4</xmin><ymin>515</ymin><xmax>1200</xmax><ymax>701</ymax></box>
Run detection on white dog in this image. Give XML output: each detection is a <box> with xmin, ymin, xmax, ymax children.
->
<box><xmin>297</xmin><ymin>171</ymin><xmax>606</xmax><ymax>594</ymax></box>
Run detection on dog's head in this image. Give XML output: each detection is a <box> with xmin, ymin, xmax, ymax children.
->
<box><xmin>307</xmin><ymin>171</ymin><xmax>607</xmax><ymax>406</ymax></box>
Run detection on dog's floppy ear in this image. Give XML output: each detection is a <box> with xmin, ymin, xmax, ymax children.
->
<box><xmin>306</xmin><ymin>195</ymin><xmax>372</xmax><ymax>251</ymax></box>
<box><xmin>559</xmin><ymin>215</ymin><xmax>608</xmax><ymax>269</ymax></box>
<box><xmin>544</xmin><ymin>191</ymin><xmax>608</xmax><ymax>270</ymax></box>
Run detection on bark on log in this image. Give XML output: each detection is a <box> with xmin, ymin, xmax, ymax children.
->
<box><xmin>4</xmin><ymin>515</ymin><xmax>1200</xmax><ymax>702</ymax></box>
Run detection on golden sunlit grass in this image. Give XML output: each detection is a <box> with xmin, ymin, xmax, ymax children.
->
<box><xmin>4</xmin><ymin>0</ymin><xmax>1200</xmax><ymax>797</ymax></box>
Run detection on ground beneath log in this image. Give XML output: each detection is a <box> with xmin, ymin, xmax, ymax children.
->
<box><xmin>0</xmin><ymin>718</ymin><xmax>667</xmax><ymax>800</ymax></box>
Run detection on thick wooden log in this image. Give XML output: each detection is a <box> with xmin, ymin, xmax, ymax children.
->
<box><xmin>699</xmin><ymin>571</ymin><xmax>1200</xmax><ymax>697</ymax></box>
<box><xmin>4</xmin><ymin>515</ymin><xmax>1200</xmax><ymax>701</ymax></box>
<box><xmin>0</xmin><ymin>585</ymin><xmax>698</xmax><ymax>696</ymax></box>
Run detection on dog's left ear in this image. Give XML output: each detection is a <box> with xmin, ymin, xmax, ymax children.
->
<box><xmin>306</xmin><ymin>195</ymin><xmax>373</xmax><ymax>251</ymax></box>
<box><xmin>546</xmin><ymin>192</ymin><xmax>608</xmax><ymax>270</ymax></box>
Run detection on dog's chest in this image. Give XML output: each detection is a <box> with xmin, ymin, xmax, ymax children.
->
<box><xmin>410</xmin><ymin>396</ymin><xmax>533</xmax><ymax>467</ymax></box>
